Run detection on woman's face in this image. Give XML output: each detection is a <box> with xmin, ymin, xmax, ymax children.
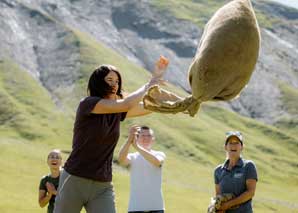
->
<box><xmin>104</xmin><ymin>71</ymin><xmax>119</xmax><ymax>96</ymax></box>
<box><xmin>225</xmin><ymin>136</ymin><xmax>243</xmax><ymax>158</ymax></box>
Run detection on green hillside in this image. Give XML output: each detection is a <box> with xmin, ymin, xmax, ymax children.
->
<box><xmin>0</xmin><ymin>2</ymin><xmax>298</xmax><ymax>212</ymax></box>
<box><xmin>276</xmin><ymin>82</ymin><xmax>298</xmax><ymax>138</ymax></box>
<box><xmin>151</xmin><ymin>0</ymin><xmax>278</xmax><ymax>28</ymax></box>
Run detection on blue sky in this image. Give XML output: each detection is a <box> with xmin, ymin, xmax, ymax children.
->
<box><xmin>270</xmin><ymin>0</ymin><xmax>298</xmax><ymax>9</ymax></box>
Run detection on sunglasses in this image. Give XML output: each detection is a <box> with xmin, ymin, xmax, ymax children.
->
<box><xmin>226</xmin><ymin>141</ymin><xmax>241</xmax><ymax>145</ymax></box>
<box><xmin>225</xmin><ymin>131</ymin><xmax>243</xmax><ymax>145</ymax></box>
<box><xmin>225</xmin><ymin>131</ymin><xmax>242</xmax><ymax>137</ymax></box>
<box><xmin>48</xmin><ymin>155</ymin><xmax>62</xmax><ymax>160</ymax></box>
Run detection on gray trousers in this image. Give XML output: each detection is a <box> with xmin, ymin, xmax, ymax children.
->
<box><xmin>54</xmin><ymin>170</ymin><xmax>116</xmax><ymax>213</ymax></box>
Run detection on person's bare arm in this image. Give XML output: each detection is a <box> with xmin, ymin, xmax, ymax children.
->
<box><xmin>126</xmin><ymin>57</ymin><xmax>169</xmax><ymax>117</ymax></box>
<box><xmin>38</xmin><ymin>189</ymin><xmax>51</xmax><ymax>208</ymax></box>
<box><xmin>38</xmin><ymin>181</ymin><xmax>58</xmax><ymax>208</ymax></box>
<box><xmin>126</xmin><ymin>102</ymin><xmax>151</xmax><ymax>117</ymax></box>
<box><xmin>92</xmin><ymin>56</ymin><xmax>169</xmax><ymax>115</ymax></box>
<box><xmin>219</xmin><ymin>179</ymin><xmax>257</xmax><ymax>210</ymax></box>
<box><xmin>215</xmin><ymin>184</ymin><xmax>221</xmax><ymax>195</ymax></box>
<box><xmin>118</xmin><ymin>125</ymin><xmax>139</xmax><ymax>166</ymax></box>
<box><xmin>132</xmin><ymin>141</ymin><xmax>164</xmax><ymax>167</ymax></box>
<box><xmin>118</xmin><ymin>140</ymin><xmax>132</xmax><ymax>166</ymax></box>
<box><xmin>91</xmin><ymin>84</ymin><xmax>149</xmax><ymax>114</ymax></box>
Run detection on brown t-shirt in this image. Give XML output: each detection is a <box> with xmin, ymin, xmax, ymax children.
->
<box><xmin>64</xmin><ymin>96</ymin><xmax>126</xmax><ymax>182</ymax></box>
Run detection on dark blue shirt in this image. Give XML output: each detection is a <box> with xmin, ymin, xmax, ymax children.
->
<box><xmin>214</xmin><ymin>158</ymin><xmax>258</xmax><ymax>213</ymax></box>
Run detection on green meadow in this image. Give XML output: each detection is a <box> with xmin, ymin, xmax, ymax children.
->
<box><xmin>1</xmin><ymin>1</ymin><xmax>298</xmax><ymax>212</ymax></box>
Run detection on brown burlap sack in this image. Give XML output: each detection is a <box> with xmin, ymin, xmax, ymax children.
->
<box><xmin>143</xmin><ymin>0</ymin><xmax>260</xmax><ymax>116</ymax></box>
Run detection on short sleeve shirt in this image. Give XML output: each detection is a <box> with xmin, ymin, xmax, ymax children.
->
<box><xmin>214</xmin><ymin>158</ymin><xmax>258</xmax><ymax>213</ymax></box>
<box><xmin>64</xmin><ymin>96</ymin><xmax>126</xmax><ymax>181</ymax></box>
<box><xmin>127</xmin><ymin>151</ymin><xmax>166</xmax><ymax>211</ymax></box>
<box><xmin>39</xmin><ymin>174</ymin><xmax>60</xmax><ymax>213</ymax></box>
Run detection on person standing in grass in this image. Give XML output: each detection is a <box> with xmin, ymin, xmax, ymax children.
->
<box><xmin>213</xmin><ymin>131</ymin><xmax>258</xmax><ymax>213</ymax></box>
<box><xmin>39</xmin><ymin>149</ymin><xmax>62</xmax><ymax>213</ymax></box>
<box><xmin>118</xmin><ymin>125</ymin><xmax>166</xmax><ymax>213</ymax></box>
<box><xmin>53</xmin><ymin>56</ymin><xmax>169</xmax><ymax>213</ymax></box>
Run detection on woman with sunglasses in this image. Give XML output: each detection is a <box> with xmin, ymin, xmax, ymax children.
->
<box><xmin>212</xmin><ymin>131</ymin><xmax>258</xmax><ymax>213</ymax></box>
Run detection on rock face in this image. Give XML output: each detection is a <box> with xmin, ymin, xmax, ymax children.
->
<box><xmin>0</xmin><ymin>0</ymin><xmax>297</xmax><ymax>124</ymax></box>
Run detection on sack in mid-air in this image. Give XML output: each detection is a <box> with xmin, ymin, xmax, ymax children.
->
<box><xmin>144</xmin><ymin>0</ymin><xmax>261</xmax><ymax>117</ymax></box>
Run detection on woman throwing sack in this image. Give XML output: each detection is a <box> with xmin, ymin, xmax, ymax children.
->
<box><xmin>54</xmin><ymin>56</ymin><xmax>169</xmax><ymax>213</ymax></box>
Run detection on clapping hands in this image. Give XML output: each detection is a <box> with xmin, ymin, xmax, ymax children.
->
<box><xmin>46</xmin><ymin>182</ymin><xmax>57</xmax><ymax>196</ymax></box>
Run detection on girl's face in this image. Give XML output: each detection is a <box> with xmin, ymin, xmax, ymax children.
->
<box><xmin>104</xmin><ymin>71</ymin><xmax>119</xmax><ymax>97</ymax></box>
<box><xmin>47</xmin><ymin>152</ymin><xmax>62</xmax><ymax>169</ymax></box>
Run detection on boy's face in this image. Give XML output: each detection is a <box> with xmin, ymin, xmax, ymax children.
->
<box><xmin>137</xmin><ymin>129</ymin><xmax>154</xmax><ymax>149</ymax></box>
<box><xmin>47</xmin><ymin>152</ymin><xmax>62</xmax><ymax>169</ymax></box>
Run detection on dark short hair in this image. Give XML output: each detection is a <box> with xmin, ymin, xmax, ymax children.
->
<box><xmin>87</xmin><ymin>65</ymin><xmax>123</xmax><ymax>98</ymax></box>
<box><xmin>137</xmin><ymin>126</ymin><xmax>154</xmax><ymax>137</ymax></box>
<box><xmin>140</xmin><ymin>126</ymin><xmax>150</xmax><ymax>131</ymax></box>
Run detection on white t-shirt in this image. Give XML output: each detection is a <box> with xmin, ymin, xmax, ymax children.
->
<box><xmin>127</xmin><ymin>150</ymin><xmax>166</xmax><ymax>211</ymax></box>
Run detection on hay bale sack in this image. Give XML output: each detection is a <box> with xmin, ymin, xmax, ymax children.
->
<box><xmin>144</xmin><ymin>0</ymin><xmax>260</xmax><ymax>117</ymax></box>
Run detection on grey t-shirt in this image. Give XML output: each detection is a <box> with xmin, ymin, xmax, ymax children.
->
<box><xmin>127</xmin><ymin>151</ymin><xmax>166</xmax><ymax>211</ymax></box>
<box><xmin>214</xmin><ymin>158</ymin><xmax>258</xmax><ymax>213</ymax></box>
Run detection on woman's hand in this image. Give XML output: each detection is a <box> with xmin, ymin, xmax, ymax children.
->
<box><xmin>218</xmin><ymin>201</ymin><xmax>231</xmax><ymax>211</ymax></box>
<box><xmin>152</xmin><ymin>55</ymin><xmax>169</xmax><ymax>79</ymax></box>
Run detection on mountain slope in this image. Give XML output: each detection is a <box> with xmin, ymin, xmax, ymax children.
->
<box><xmin>1</xmin><ymin>0</ymin><xmax>298</xmax><ymax>125</ymax></box>
<box><xmin>0</xmin><ymin>59</ymin><xmax>72</xmax><ymax>143</ymax></box>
